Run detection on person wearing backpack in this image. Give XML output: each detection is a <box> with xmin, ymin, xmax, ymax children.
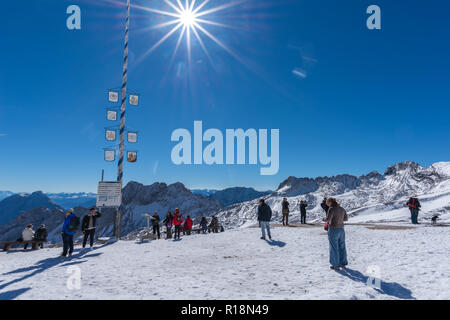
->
<box><xmin>61</xmin><ymin>208</ymin><xmax>78</xmax><ymax>257</ymax></box>
<box><xmin>406</xmin><ymin>197</ymin><xmax>421</xmax><ymax>224</ymax></box>
<box><xmin>172</xmin><ymin>208</ymin><xmax>183</xmax><ymax>239</ymax></box>
<box><xmin>200</xmin><ymin>216</ymin><xmax>208</xmax><ymax>234</ymax></box>
<box><xmin>81</xmin><ymin>207</ymin><xmax>102</xmax><ymax>249</ymax></box>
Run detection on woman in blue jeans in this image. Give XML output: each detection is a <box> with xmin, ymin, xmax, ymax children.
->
<box><xmin>325</xmin><ymin>198</ymin><xmax>348</xmax><ymax>270</ymax></box>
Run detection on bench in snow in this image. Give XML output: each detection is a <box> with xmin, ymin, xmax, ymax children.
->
<box><xmin>0</xmin><ymin>240</ymin><xmax>45</xmax><ymax>251</ymax></box>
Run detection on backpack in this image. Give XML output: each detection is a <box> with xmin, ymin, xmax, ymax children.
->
<box><xmin>68</xmin><ymin>215</ymin><xmax>80</xmax><ymax>232</ymax></box>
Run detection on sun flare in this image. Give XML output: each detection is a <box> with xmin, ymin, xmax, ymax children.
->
<box><xmin>134</xmin><ymin>0</ymin><xmax>243</xmax><ymax>67</ymax></box>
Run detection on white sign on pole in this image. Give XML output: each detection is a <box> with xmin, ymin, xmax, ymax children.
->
<box><xmin>96</xmin><ymin>181</ymin><xmax>122</xmax><ymax>208</ymax></box>
<box><xmin>128</xmin><ymin>132</ymin><xmax>137</xmax><ymax>143</ymax></box>
<box><xmin>107</xmin><ymin>110</ymin><xmax>117</xmax><ymax>121</ymax></box>
<box><xmin>129</xmin><ymin>94</ymin><xmax>139</xmax><ymax>106</ymax></box>
<box><xmin>108</xmin><ymin>91</ymin><xmax>119</xmax><ymax>103</ymax></box>
<box><xmin>106</xmin><ymin>129</ymin><xmax>116</xmax><ymax>141</ymax></box>
<box><xmin>104</xmin><ymin>150</ymin><xmax>115</xmax><ymax>162</ymax></box>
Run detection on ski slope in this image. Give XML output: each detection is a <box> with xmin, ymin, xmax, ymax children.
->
<box><xmin>1</xmin><ymin>222</ymin><xmax>449</xmax><ymax>300</ymax></box>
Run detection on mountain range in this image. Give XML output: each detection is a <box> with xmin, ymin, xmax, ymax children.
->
<box><xmin>192</xmin><ymin>187</ymin><xmax>272</xmax><ymax>206</ymax></box>
<box><xmin>214</xmin><ymin>161</ymin><xmax>450</xmax><ymax>228</ymax></box>
<box><xmin>1</xmin><ymin>161</ymin><xmax>449</xmax><ymax>242</ymax></box>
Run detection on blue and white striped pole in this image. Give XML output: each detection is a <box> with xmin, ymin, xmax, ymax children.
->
<box><xmin>115</xmin><ymin>0</ymin><xmax>131</xmax><ymax>239</ymax></box>
<box><xmin>117</xmin><ymin>0</ymin><xmax>130</xmax><ymax>184</ymax></box>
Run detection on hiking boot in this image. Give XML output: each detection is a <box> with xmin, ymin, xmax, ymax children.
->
<box><xmin>269</xmin><ymin>235</ymin><xmax>272</xmax><ymax>240</ymax></box>
<box><xmin>260</xmin><ymin>236</ymin><xmax>266</xmax><ymax>240</ymax></box>
<box><xmin>330</xmin><ymin>266</ymin><xmax>341</xmax><ymax>271</ymax></box>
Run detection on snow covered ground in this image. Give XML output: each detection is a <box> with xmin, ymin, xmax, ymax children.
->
<box><xmin>0</xmin><ymin>223</ymin><xmax>449</xmax><ymax>300</ymax></box>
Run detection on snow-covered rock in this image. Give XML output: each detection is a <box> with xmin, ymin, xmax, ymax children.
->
<box><xmin>215</xmin><ymin>161</ymin><xmax>450</xmax><ymax>228</ymax></box>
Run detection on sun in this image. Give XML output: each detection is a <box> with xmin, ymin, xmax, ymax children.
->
<box><xmin>134</xmin><ymin>0</ymin><xmax>243</xmax><ymax>67</ymax></box>
<box><xmin>179</xmin><ymin>8</ymin><xmax>196</xmax><ymax>27</ymax></box>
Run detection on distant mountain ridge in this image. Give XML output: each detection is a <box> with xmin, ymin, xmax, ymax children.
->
<box><xmin>0</xmin><ymin>181</ymin><xmax>223</xmax><ymax>242</ymax></box>
<box><xmin>0</xmin><ymin>191</ymin><xmax>62</xmax><ymax>225</ymax></box>
<box><xmin>215</xmin><ymin>161</ymin><xmax>450</xmax><ymax>228</ymax></box>
<box><xmin>192</xmin><ymin>187</ymin><xmax>272</xmax><ymax>206</ymax></box>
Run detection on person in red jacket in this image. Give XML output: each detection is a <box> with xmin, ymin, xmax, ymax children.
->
<box><xmin>172</xmin><ymin>208</ymin><xmax>184</xmax><ymax>239</ymax></box>
<box><xmin>183</xmin><ymin>215</ymin><xmax>193</xmax><ymax>235</ymax></box>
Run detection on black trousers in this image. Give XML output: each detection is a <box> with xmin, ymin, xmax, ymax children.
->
<box><xmin>82</xmin><ymin>229</ymin><xmax>96</xmax><ymax>248</ymax></box>
<box><xmin>152</xmin><ymin>225</ymin><xmax>160</xmax><ymax>239</ymax></box>
<box><xmin>62</xmin><ymin>233</ymin><xmax>74</xmax><ymax>256</ymax></box>
<box><xmin>174</xmin><ymin>225</ymin><xmax>181</xmax><ymax>239</ymax></box>
<box><xmin>301</xmin><ymin>213</ymin><xmax>306</xmax><ymax>224</ymax></box>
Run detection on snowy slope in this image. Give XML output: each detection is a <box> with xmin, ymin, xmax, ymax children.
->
<box><xmin>0</xmin><ymin>223</ymin><xmax>449</xmax><ymax>300</ymax></box>
<box><xmin>215</xmin><ymin>161</ymin><xmax>450</xmax><ymax>228</ymax></box>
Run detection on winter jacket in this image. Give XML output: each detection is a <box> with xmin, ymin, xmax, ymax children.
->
<box><xmin>62</xmin><ymin>213</ymin><xmax>77</xmax><ymax>235</ymax></box>
<box><xmin>282</xmin><ymin>200</ymin><xmax>289</xmax><ymax>213</ymax></box>
<box><xmin>163</xmin><ymin>215</ymin><xmax>173</xmax><ymax>228</ymax></box>
<box><xmin>34</xmin><ymin>227</ymin><xmax>48</xmax><ymax>241</ymax></box>
<box><xmin>209</xmin><ymin>217</ymin><xmax>219</xmax><ymax>228</ymax></box>
<box><xmin>257</xmin><ymin>203</ymin><xmax>272</xmax><ymax>222</ymax></box>
<box><xmin>151</xmin><ymin>214</ymin><xmax>161</xmax><ymax>227</ymax></box>
<box><xmin>184</xmin><ymin>217</ymin><xmax>193</xmax><ymax>230</ymax></box>
<box><xmin>320</xmin><ymin>200</ymin><xmax>329</xmax><ymax>214</ymax></box>
<box><xmin>326</xmin><ymin>206</ymin><xmax>348</xmax><ymax>230</ymax></box>
<box><xmin>300</xmin><ymin>202</ymin><xmax>308</xmax><ymax>214</ymax></box>
<box><xmin>173</xmin><ymin>213</ymin><xmax>184</xmax><ymax>226</ymax></box>
<box><xmin>22</xmin><ymin>227</ymin><xmax>35</xmax><ymax>241</ymax></box>
<box><xmin>81</xmin><ymin>212</ymin><xmax>102</xmax><ymax>232</ymax></box>
<box><xmin>200</xmin><ymin>218</ymin><xmax>208</xmax><ymax>228</ymax></box>
<box><xmin>406</xmin><ymin>198</ymin><xmax>421</xmax><ymax>210</ymax></box>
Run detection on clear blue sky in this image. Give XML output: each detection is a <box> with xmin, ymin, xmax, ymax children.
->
<box><xmin>1</xmin><ymin>0</ymin><xmax>449</xmax><ymax>193</ymax></box>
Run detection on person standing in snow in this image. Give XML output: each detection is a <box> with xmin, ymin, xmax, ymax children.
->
<box><xmin>163</xmin><ymin>211</ymin><xmax>173</xmax><ymax>239</ymax></box>
<box><xmin>81</xmin><ymin>207</ymin><xmax>102</xmax><ymax>249</ymax></box>
<box><xmin>61</xmin><ymin>209</ymin><xmax>77</xmax><ymax>257</ymax></box>
<box><xmin>300</xmin><ymin>200</ymin><xmax>308</xmax><ymax>224</ymax></box>
<box><xmin>183</xmin><ymin>215</ymin><xmax>193</xmax><ymax>235</ymax></box>
<box><xmin>200</xmin><ymin>216</ymin><xmax>208</xmax><ymax>234</ymax></box>
<box><xmin>321</xmin><ymin>197</ymin><xmax>329</xmax><ymax>215</ymax></box>
<box><xmin>281</xmin><ymin>197</ymin><xmax>290</xmax><ymax>226</ymax></box>
<box><xmin>209</xmin><ymin>215</ymin><xmax>220</xmax><ymax>233</ymax></box>
<box><xmin>172</xmin><ymin>208</ymin><xmax>184</xmax><ymax>239</ymax></box>
<box><xmin>325</xmin><ymin>198</ymin><xmax>348</xmax><ymax>270</ymax></box>
<box><xmin>151</xmin><ymin>211</ymin><xmax>161</xmax><ymax>239</ymax></box>
<box><xmin>22</xmin><ymin>224</ymin><xmax>35</xmax><ymax>249</ymax></box>
<box><xmin>406</xmin><ymin>197</ymin><xmax>421</xmax><ymax>224</ymax></box>
<box><xmin>257</xmin><ymin>198</ymin><xmax>272</xmax><ymax>240</ymax></box>
<box><xmin>34</xmin><ymin>224</ymin><xmax>48</xmax><ymax>249</ymax></box>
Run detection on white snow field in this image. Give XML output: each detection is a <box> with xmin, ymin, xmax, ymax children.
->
<box><xmin>0</xmin><ymin>223</ymin><xmax>449</xmax><ymax>300</ymax></box>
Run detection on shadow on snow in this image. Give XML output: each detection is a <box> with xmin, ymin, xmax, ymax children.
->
<box><xmin>0</xmin><ymin>243</ymin><xmax>111</xmax><ymax>292</ymax></box>
<box><xmin>338</xmin><ymin>268</ymin><xmax>415</xmax><ymax>300</ymax></box>
<box><xmin>0</xmin><ymin>287</ymin><xmax>31</xmax><ymax>300</ymax></box>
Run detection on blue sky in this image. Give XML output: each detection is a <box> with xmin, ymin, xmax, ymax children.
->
<box><xmin>1</xmin><ymin>0</ymin><xmax>449</xmax><ymax>193</ymax></box>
